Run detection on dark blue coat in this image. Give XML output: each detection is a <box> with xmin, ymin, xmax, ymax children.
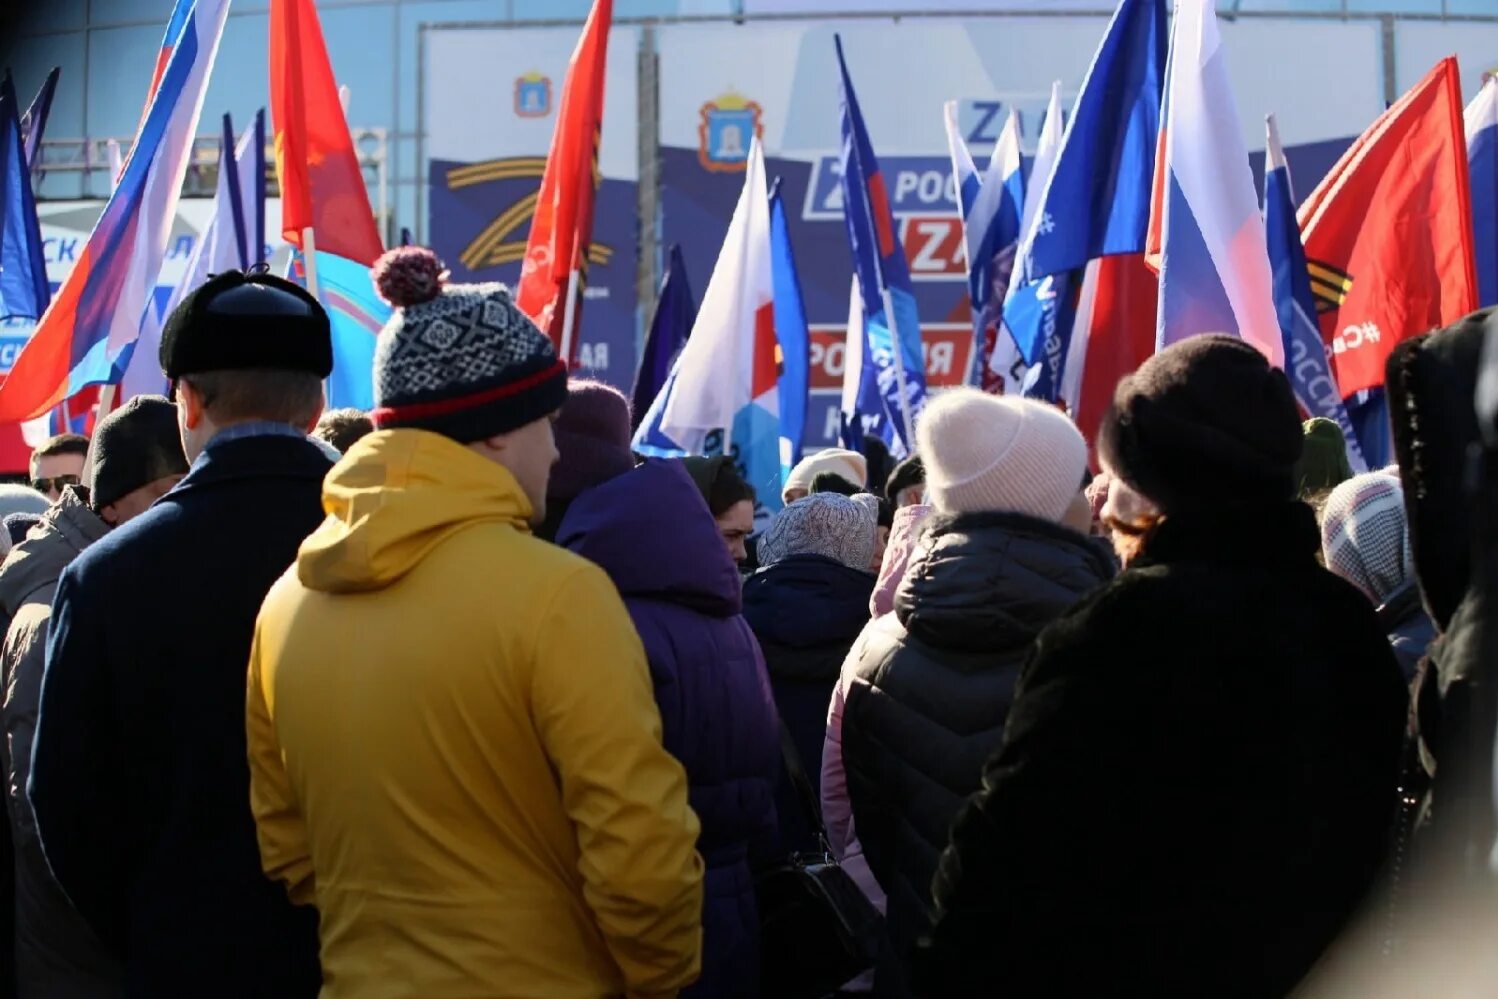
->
<box><xmin>742</xmin><ymin>554</ymin><xmax>874</xmax><ymax>854</ymax></box>
<box><xmin>29</xmin><ymin>434</ymin><xmax>330</xmax><ymax>998</ymax></box>
<box><xmin>560</xmin><ymin>459</ymin><xmax>780</xmax><ymax>999</ymax></box>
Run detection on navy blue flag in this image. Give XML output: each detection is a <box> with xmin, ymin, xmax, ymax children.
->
<box><xmin>19</xmin><ymin>67</ymin><xmax>59</xmax><ymax>176</ymax></box>
<box><xmin>0</xmin><ymin>72</ymin><xmax>51</xmax><ymax>323</ymax></box>
<box><xmin>835</xmin><ymin>34</ymin><xmax>928</xmax><ymax>456</ymax></box>
<box><xmin>631</xmin><ymin>243</ymin><xmax>697</xmax><ymax>431</ymax></box>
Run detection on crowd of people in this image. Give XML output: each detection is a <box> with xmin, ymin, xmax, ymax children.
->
<box><xmin>0</xmin><ymin>244</ymin><xmax>1495</xmax><ymax>997</ymax></box>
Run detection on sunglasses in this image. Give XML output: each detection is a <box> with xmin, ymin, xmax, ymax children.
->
<box><xmin>31</xmin><ymin>474</ymin><xmax>80</xmax><ymax>495</ymax></box>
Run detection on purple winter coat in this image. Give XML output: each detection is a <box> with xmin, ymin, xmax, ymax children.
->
<box><xmin>559</xmin><ymin>459</ymin><xmax>780</xmax><ymax>999</ymax></box>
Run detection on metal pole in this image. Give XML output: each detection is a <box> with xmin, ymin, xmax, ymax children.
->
<box><xmin>303</xmin><ymin>227</ymin><xmax>321</xmax><ymax>298</ymax></box>
<box><xmin>559</xmin><ymin>268</ymin><xmax>581</xmax><ymax>364</ymax></box>
<box><xmin>415</xmin><ymin>23</ymin><xmax>428</xmax><ymax>245</ymax></box>
<box><xmin>637</xmin><ymin>24</ymin><xmax>661</xmax><ymax>372</ymax></box>
<box><xmin>1381</xmin><ymin>16</ymin><xmax>1397</xmax><ymax>108</ymax></box>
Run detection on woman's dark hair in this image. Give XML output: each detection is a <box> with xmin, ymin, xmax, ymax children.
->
<box><xmin>808</xmin><ymin>471</ymin><xmax>861</xmax><ymax>496</ymax></box>
<box><xmin>706</xmin><ymin>461</ymin><xmax>755</xmax><ymax>518</ymax></box>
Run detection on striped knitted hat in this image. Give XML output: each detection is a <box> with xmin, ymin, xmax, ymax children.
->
<box><xmin>369</xmin><ymin>247</ymin><xmax>567</xmax><ymax>443</ymax></box>
<box><xmin>1320</xmin><ymin>472</ymin><xmax>1413</xmax><ymax>605</ymax></box>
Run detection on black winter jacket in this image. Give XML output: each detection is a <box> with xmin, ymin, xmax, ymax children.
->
<box><xmin>742</xmin><ymin>554</ymin><xmax>874</xmax><ymax>854</ymax></box>
<box><xmin>841</xmin><ymin>511</ymin><xmax>1114</xmax><ymax>995</ymax></box>
<box><xmin>916</xmin><ymin>502</ymin><xmax>1408</xmax><ymax>998</ymax></box>
<box><xmin>29</xmin><ymin>435</ymin><xmax>328</xmax><ymax>998</ymax></box>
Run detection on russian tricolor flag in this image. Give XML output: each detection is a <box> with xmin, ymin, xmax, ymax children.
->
<box><xmin>1147</xmin><ymin>0</ymin><xmax>1281</xmax><ymax>366</ymax></box>
<box><xmin>0</xmin><ymin>0</ymin><xmax>229</xmax><ymax>422</ymax></box>
<box><xmin>122</xmin><ymin>111</ymin><xmax>266</xmax><ymax>403</ymax></box>
<box><xmin>945</xmin><ymin>100</ymin><xmax>1024</xmax><ymax>393</ymax></box>
<box><xmin>1003</xmin><ymin>0</ymin><xmax>1165</xmax><ymax>422</ymax></box>
<box><xmin>638</xmin><ymin>138</ymin><xmax>785</xmax><ymax>515</ymax></box>
<box><xmin>1466</xmin><ymin>74</ymin><xmax>1498</xmax><ymax>309</ymax></box>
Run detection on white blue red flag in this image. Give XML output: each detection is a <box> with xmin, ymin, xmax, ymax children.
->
<box><xmin>1262</xmin><ymin>114</ymin><xmax>1366</xmax><ymax>473</ymax></box>
<box><xmin>1466</xmin><ymin>74</ymin><xmax>1498</xmax><ymax>309</ymax></box>
<box><xmin>646</xmin><ymin>137</ymin><xmax>784</xmax><ymax>515</ymax></box>
<box><xmin>1147</xmin><ymin>0</ymin><xmax>1281</xmax><ymax>365</ymax></box>
<box><xmin>123</xmin><ymin>109</ymin><xmax>263</xmax><ymax>402</ymax></box>
<box><xmin>945</xmin><ymin>101</ymin><xmax>1023</xmax><ymax>392</ymax></box>
<box><xmin>835</xmin><ymin>34</ymin><xmax>926</xmax><ymax>456</ymax></box>
<box><xmin>0</xmin><ymin>0</ymin><xmax>229</xmax><ymax>422</ymax></box>
<box><xmin>1004</xmin><ymin>0</ymin><xmax>1166</xmax><ymax>411</ymax></box>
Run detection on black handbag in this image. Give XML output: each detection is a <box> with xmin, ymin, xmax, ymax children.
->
<box><xmin>757</xmin><ymin>722</ymin><xmax>884</xmax><ymax>998</ymax></box>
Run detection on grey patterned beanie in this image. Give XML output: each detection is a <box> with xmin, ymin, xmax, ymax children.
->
<box><xmin>1320</xmin><ymin>472</ymin><xmax>1413</xmax><ymax>605</ymax></box>
<box><xmin>760</xmin><ymin>493</ymin><xmax>879</xmax><ymax>571</ymax></box>
<box><xmin>369</xmin><ymin>246</ymin><xmax>567</xmax><ymax>443</ymax></box>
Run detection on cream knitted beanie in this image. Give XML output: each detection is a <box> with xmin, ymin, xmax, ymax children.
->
<box><xmin>917</xmin><ymin>388</ymin><xmax>1088</xmax><ymax>522</ymax></box>
<box><xmin>782</xmin><ymin>447</ymin><xmax>868</xmax><ymax>500</ymax></box>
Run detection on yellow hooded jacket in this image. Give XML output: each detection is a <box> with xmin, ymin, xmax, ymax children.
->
<box><xmin>247</xmin><ymin>430</ymin><xmax>704</xmax><ymax>998</ymax></box>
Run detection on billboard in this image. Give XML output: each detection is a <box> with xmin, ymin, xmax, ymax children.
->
<box><xmin>656</xmin><ymin>16</ymin><xmax>1385</xmax><ymax>447</ymax></box>
<box><xmin>423</xmin><ymin>26</ymin><xmax>641</xmax><ymax>389</ymax></box>
<box><xmin>414</xmin><ymin>15</ymin><xmax>1442</xmax><ymax>450</ymax></box>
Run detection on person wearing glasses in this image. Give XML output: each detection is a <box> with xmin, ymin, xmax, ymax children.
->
<box><xmin>27</xmin><ymin>434</ymin><xmax>89</xmax><ymax>502</ymax></box>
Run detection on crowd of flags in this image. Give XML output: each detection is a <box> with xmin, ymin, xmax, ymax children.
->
<box><xmin>634</xmin><ymin>0</ymin><xmax>1495</xmax><ymax>504</ymax></box>
<box><xmin>1</xmin><ymin>0</ymin><xmax>1497</xmax><ymax>495</ymax></box>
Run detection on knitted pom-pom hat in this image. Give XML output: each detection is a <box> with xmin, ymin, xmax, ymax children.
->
<box><xmin>370</xmin><ymin>246</ymin><xmax>567</xmax><ymax>443</ymax></box>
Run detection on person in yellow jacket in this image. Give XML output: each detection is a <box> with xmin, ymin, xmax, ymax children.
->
<box><xmin>246</xmin><ymin>248</ymin><xmax>705</xmax><ymax>998</ymax></box>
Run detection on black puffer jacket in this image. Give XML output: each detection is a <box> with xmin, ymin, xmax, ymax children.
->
<box><xmin>841</xmin><ymin>511</ymin><xmax>1114</xmax><ymax>996</ymax></box>
<box><xmin>916</xmin><ymin>502</ymin><xmax>1408</xmax><ymax>998</ymax></box>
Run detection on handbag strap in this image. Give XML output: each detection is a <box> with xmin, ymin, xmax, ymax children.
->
<box><xmin>778</xmin><ymin>719</ymin><xmax>835</xmax><ymax>856</ymax></box>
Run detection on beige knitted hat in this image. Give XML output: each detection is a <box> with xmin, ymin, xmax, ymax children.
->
<box><xmin>782</xmin><ymin>447</ymin><xmax>868</xmax><ymax>500</ymax></box>
<box><xmin>917</xmin><ymin>388</ymin><xmax>1088</xmax><ymax>522</ymax></box>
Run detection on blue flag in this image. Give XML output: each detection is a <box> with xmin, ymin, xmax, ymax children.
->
<box><xmin>835</xmin><ymin>34</ymin><xmax>927</xmax><ymax>456</ymax></box>
<box><xmin>19</xmin><ymin>67</ymin><xmax>59</xmax><ymax>176</ymax></box>
<box><xmin>0</xmin><ymin>72</ymin><xmax>50</xmax><ymax>323</ymax></box>
<box><xmin>632</xmin><ymin>243</ymin><xmax>696</xmax><ymax>431</ymax></box>
<box><xmin>282</xmin><ymin>248</ymin><xmax>393</xmax><ymax>411</ymax></box>
<box><xmin>319</xmin><ymin>251</ymin><xmax>392</xmax><ymax>410</ymax></box>
<box><xmin>1263</xmin><ymin>114</ymin><xmax>1367</xmax><ymax>473</ymax></box>
<box><xmin>769</xmin><ymin>179</ymin><xmax>810</xmax><ymax>477</ymax></box>
<box><xmin>838</xmin><ymin>274</ymin><xmax>892</xmax><ymax>452</ymax></box>
<box><xmin>1005</xmin><ymin>0</ymin><xmax>1166</xmax><ymax>391</ymax></box>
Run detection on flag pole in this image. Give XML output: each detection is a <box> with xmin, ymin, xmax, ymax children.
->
<box><xmin>302</xmin><ymin>226</ymin><xmax>321</xmax><ymax>298</ymax></box>
<box><xmin>558</xmin><ymin>267</ymin><xmax>580</xmax><ymax>366</ymax></box>
<box><xmin>301</xmin><ymin>226</ymin><xmax>328</xmax><ymax>402</ymax></box>
<box><xmin>880</xmin><ymin>286</ymin><xmax>917</xmax><ymax>449</ymax></box>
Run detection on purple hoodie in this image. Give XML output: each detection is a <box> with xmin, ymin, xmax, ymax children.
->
<box><xmin>559</xmin><ymin>459</ymin><xmax>780</xmax><ymax>999</ymax></box>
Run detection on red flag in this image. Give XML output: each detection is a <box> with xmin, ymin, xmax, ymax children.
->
<box><xmin>1063</xmin><ymin>254</ymin><xmax>1159</xmax><ymax>465</ymax></box>
<box><xmin>1299</xmin><ymin>57</ymin><xmax>1477</xmax><ymax>398</ymax></box>
<box><xmin>269</xmin><ymin>0</ymin><xmax>384</xmax><ymax>267</ymax></box>
<box><xmin>515</xmin><ymin>0</ymin><xmax>612</xmax><ymax>365</ymax></box>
